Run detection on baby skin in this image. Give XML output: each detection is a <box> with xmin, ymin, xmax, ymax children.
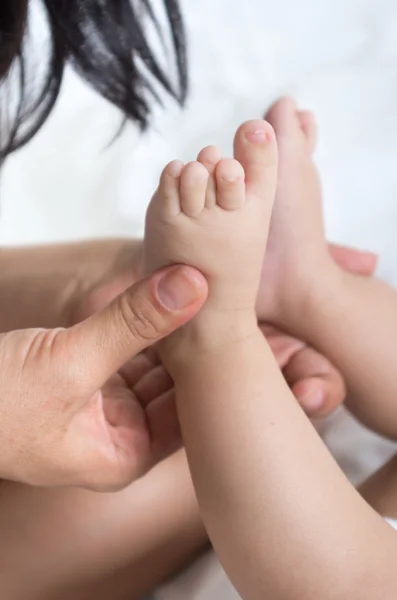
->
<box><xmin>143</xmin><ymin>123</ymin><xmax>277</xmax><ymax>336</ymax></box>
<box><xmin>143</xmin><ymin>108</ymin><xmax>397</xmax><ymax>600</ymax></box>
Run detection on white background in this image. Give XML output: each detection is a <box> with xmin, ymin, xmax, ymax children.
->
<box><xmin>1</xmin><ymin>1</ymin><xmax>397</xmax><ymax>597</ymax></box>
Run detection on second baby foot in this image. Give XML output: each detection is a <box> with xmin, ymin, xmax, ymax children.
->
<box><xmin>255</xmin><ymin>97</ymin><xmax>330</xmax><ymax>322</ymax></box>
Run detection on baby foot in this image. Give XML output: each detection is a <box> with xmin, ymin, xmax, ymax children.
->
<box><xmin>254</xmin><ymin>97</ymin><xmax>331</xmax><ymax>323</ymax></box>
<box><xmin>143</xmin><ymin>121</ymin><xmax>278</xmax><ymax>347</ymax></box>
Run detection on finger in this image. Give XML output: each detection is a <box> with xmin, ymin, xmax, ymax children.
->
<box><xmin>118</xmin><ymin>352</ymin><xmax>156</xmax><ymax>388</ymax></box>
<box><xmin>258</xmin><ymin>323</ymin><xmax>280</xmax><ymax>337</ymax></box>
<box><xmin>328</xmin><ymin>244</ymin><xmax>378</xmax><ymax>276</ymax></box>
<box><xmin>57</xmin><ymin>390</ymin><xmax>152</xmax><ymax>491</ymax></box>
<box><xmin>77</xmin><ymin>274</ymin><xmax>136</xmax><ymax>321</ymax></box>
<box><xmin>145</xmin><ymin>389</ymin><xmax>181</xmax><ymax>462</ymax></box>
<box><xmin>283</xmin><ymin>346</ymin><xmax>346</xmax><ymax>418</ymax></box>
<box><xmin>291</xmin><ymin>377</ymin><xmax>325</xmax><ymax>414</ymax></box>
<box><xmin>132</xmin><ymin>365</ymin><xmax>174</xmax><ymax>406</ymax></box>
<box><xmin>259</xmin><ymin>323</ymin><xmax>306</xmax><ymax>369</ymax></box>
<box><xmin>144</xmin><ymin>345</ymin><xmax>162</xmax><ymax>366</ymax></box>
<box><xmin>292</xmin><ymin>376</ymin><xmax>344</xmax><ymax>418</ymax></box>
<box><xmin>64</xmin><ymin>266</ymin><xmax>208</xmax><ymax>388</ymax></box>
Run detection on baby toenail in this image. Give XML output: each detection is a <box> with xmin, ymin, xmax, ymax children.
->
<box><xmin>166</xmin><ymin>161</ymin><xmax>184</xmax><ymax>178</ymax></box>
<box><xmin>193</xmin><ymin>171</ymin><xmax>209</xmax><ymax>182</ymax></box>
<box><xmin>188</xmin><ymin>166</ymin><xmax>209</xmax><ymax>182</ymax></box>
<box><xmin>221</xmin><ymin>172</ymin><xmax>240</xmax><ymax>183</ymax></box>
<box><xmin>245</xmin><ymin>128</ymin><xmax>269</xmax><ymax>144</ymax></box>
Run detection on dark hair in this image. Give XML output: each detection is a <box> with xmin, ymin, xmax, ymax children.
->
<box><xmin>0</xmin><ymin>0</ymin><xmax>187</xmax><ymax>161</ymax></box>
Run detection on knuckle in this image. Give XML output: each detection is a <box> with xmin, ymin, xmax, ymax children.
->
<box><xmin>82</xmin><ymin>462</ymin><xmax>145</xmax><ymax>493</ymax></box>
<box><xmin>118</xmin><ymin>294</ymin><xmax>164</xmax><ymax>342</ymax></box>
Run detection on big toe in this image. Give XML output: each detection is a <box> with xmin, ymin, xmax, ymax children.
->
<box><xmin>233</xmin><ymin>119</ymin><xmax>278</xmax><ymax>203</ymax></box>
<box><xmin>266</xmin><ymin>98</ymin><xmax>319</xmax><ymax>157</ymax></box>
<box><xmin>265</xmin><ymin>97</ymin><xmax>303</xmax><ymax>140</ymax></box>
<box><xmin>297</xmin><ymin>110</ymin><xmax>318</xmax><ymax>154</ymax></box>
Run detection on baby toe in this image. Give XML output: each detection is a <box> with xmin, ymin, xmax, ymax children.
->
<box><xmin>157</xmin><ymin>160</ymin><xmax>185</xmax><ymax>216</ymax></box>
<box><xmin>197</xmin><ymin>145</ymin><xmax>222</xmax><ymax>174</ymax></box>
<box><xmin>197</xmin><ymin>145</ymin><xmax>222</xmax><ymax>208</ymax></box>
<box><xmin>215</xmin><ymin>158</ymin><xmax>246</xmax><ymax>210</ymax></box>
<box><xmin>233</xmin><ymin>120</ymin><xmax>278</xmax><ymax>205</ymax></box>
<box><xmin>179</xmin><ymin>161</ymin><xmax>210</xmax><ymax>217</ymax></box>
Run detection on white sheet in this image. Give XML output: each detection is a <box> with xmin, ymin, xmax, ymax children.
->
<box><xmin>2</xmin><ymin>1</ymin><xmax>397</xmax><ymax>597</ymax></box>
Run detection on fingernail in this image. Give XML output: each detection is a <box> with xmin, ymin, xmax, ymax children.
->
<box><xmin>245</xmin><ymin>125</ymin><xmax>270</xmax><ymax>144</ymax></box>
<box><xmin>157</xmin><ymin>267</ymin><xmax>203</xmax><ymax>310</ymax></box>
<box><xmin>299</xmin><ymin>389</ymin><xmax>324</xmax><ymax>413</ymax></box>
<box><xmin>363</xmin><ymin>251</ymin><xmax>378</xmax><ymax>264</ymax></box>
<box><xmin>348</xmin><ymin>252</ymin><xmax>377</xmax><ymax>270</ymax></box>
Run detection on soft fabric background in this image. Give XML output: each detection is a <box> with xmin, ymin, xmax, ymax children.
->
<box><xmin>2</xmin><ymin>0</ymin><xmax>397</xmax><ymax>597</ymax></box>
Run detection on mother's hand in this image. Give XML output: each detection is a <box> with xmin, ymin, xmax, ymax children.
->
<box><xmin>0</xmin><ymin>266</ymin><xmax>207</xmax><ymax>490</ymax></box>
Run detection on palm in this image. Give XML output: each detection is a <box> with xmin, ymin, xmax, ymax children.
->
<box><xmin>97</xmin><ymin>354</ymin><xmax>179</xmax><ymax>472</ymax></box>
<box><xmin>72</xmin><ymin>266</ymin><xmax>180</xmax><ymax>471</ymax></box>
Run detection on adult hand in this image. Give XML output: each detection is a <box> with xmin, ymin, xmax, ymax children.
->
<box><xmin>1</xmin><ymin>239</ymin><xmax>376</xmax><ymax>422</ymax></box>
<box><xmin>0</xmin><ymin>240</ymin><xmax>142</xmax><ymax>331</ymax></box>
<box><xmin>0</xmin><ymin>266</ymin><xmax>207</xmax><ymax>490</ymax></box>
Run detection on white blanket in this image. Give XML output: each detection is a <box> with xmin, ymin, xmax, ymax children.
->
<box><xmin>2</xmin><ymin>0</ymin><xmax>397</xmax><ymax>597</ymax></box>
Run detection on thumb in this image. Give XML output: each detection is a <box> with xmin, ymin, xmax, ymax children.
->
<box><xmin>64</xmin><ymin>265</ymin><xmax>208</xmax><ymax>386</ymax></box>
